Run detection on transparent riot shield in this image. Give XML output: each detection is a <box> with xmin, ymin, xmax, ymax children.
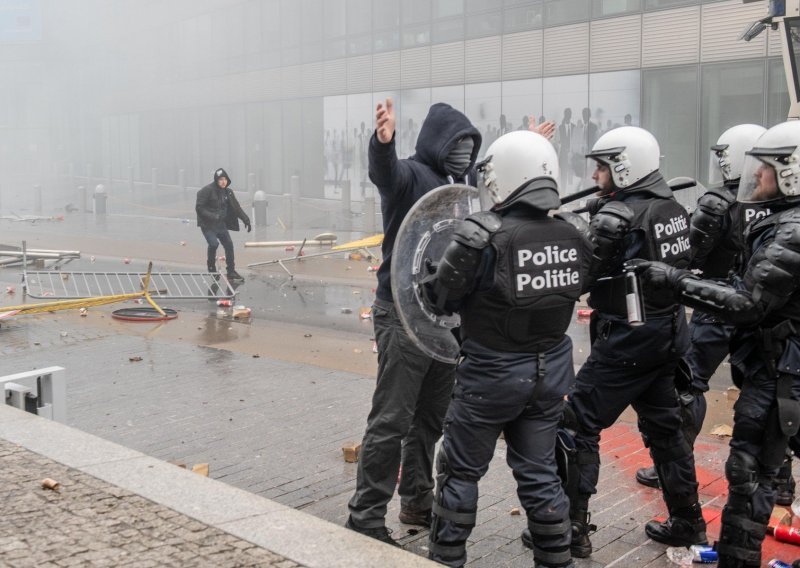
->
<box><xmin>390</xmin><ymin>183</ymin><xmax>483</xmax><ymax>363</ymax></box>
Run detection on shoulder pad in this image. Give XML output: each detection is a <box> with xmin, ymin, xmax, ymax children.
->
<box><xmin>596</xmin><ymin>201</ymin><xmax>635</xmax><ymax>223</ymax></box>
<box><xmin>696</xmin><ymin>189</ymin><xmax>734</xmax><ymax>216</ymax></box>
<box><xmin>554</xmin><ymin>211</ymin><xmax>592</xmax><ymax>240</ymax></box>
<box><xmin>775</xmin><ymin>209</ymin><xmax>800</xmax><ymax>253</ymax></box>
<box><xmin>454</xmin><ymin>211</ymin><xmax>502</xmax><ymax>249</ymax></box>
<box><xmin>590</xmin><ymin>201</ymin><xmax>635</xmax><ymax>240</ymax></box>
<box><xmin>466</xmin><ymin>211</ymin><xmax>502</xmax><ymax>233</ymax></box>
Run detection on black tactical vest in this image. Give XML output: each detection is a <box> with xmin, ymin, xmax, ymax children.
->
<box><xmin>589</xmin><ymin>194</ymin><xmax>691</xmax><ymax>315</ymax></box>
<box><xmin>460</xmin><ymin>215</ymin><xmax>592</xmax><ymax>353</ymax></box>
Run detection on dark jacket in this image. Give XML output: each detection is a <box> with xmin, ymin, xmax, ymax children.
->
<box><xmin>195</xmin><ymin>168</ymin><xmax>250</xmax><ymax>231</ymax></box>
<box><xmin>370</xmin><ymin>103</ymin><xmax>482</xmax><ymax>302</ymax></box>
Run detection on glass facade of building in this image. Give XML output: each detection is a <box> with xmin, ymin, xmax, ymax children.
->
<box><xmin>16</xmin><ymin>0</ymin><xmax>790</xmax><ymax>208</ymax></box>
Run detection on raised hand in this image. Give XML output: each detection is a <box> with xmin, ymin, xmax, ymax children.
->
<box><xmin>376</xmin><ymin>97</ymin><xmax>396</xmax><ymax>144</ymax></box>
<box><xmin>530</xmin><ymin>116</ymin><xmax>556</xmax><ymax>141</ymax></box>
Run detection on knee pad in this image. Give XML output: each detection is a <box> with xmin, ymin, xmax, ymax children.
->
<box><xmin>555</xmin><ymin>429</ymin><xmax>576</xmax><ymax>491</ymax></box>
<box><xmin>726</xmin><ymin>449</ymin><xmax>759</xmax><ymax>501</ymax></box>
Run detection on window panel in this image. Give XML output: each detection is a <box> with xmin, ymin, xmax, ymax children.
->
<box><xmin>504</xmin><ymin>4</ymin><xmax>543</xmax><ymax>32</ymax></box>
<box><xmin>592</xmin><ymin>0</ymin><xmax>641</xmax><ymax>18</ymax></box>
<box><xmin>767</xmin><ymin>57</ymin><xmax>791</xmax><ymax>127</ymax></box>
<box><xmin>347</xmin><ymin>0</ymin><xmax>372</xmax><ymax>35</ymax></box>
<box><xmin>543</xmin><ymin>74</ymin><xmax>590</xmax><ymax>192</ymax></box>
<box><xmin>373</xmin><ymin>0</ymin><xmax>400</xmax><ymax>30</ymax></box>
<box><xmin>642</xmin><ymin>66</ymin><xmax>698</xmax><ymax>202</ymax></box>
<box><xmin>434</xmin><ymin>0</ymin><xmax>463</xmax><ymax>18</ymax></box>
<box><xmin>433</xmin><ymin>18</ymin><xmax>464</xmax><ymax>43</ymax></box>
<box><xmin>465</xmin><ymin>82</ymin><xmax>502</xmax><ymax>158</ymax></box>
<box><xmin>466</xmin><ymin>12</ymin><xmax>502</xmax><ymax>38</ymax></box>
<box><xmin>467</xmin><ymin>0</ymin><xmax>502</xmax><ymax>13</ymax></box>
<box><xmin>324</xmin><ymin>0</ymin><xmax>346</xmax><ymax>38</ymax></box>
<box><xmin>402</xmin><ymin>0</ymin><xmax>432</xmax><ymax>25</ymax></box>
<box><xmin>700</xmin><ymin>61</ymin><xmax>765</xmax><ymax>184</ymax></box>
<box><xmin>544</xmin><ymin>0</ymin><xmax>589</xmax><ymax>26</ymax></box>
<box><xmin>644</xmin><ymin>0</ymin><xmax>699</xmax><ymax>10</ymax></box>
<box><xmin>403</xmin><ymin>24</ymin><xmax>431</xmax><ymax>47</ymax></box>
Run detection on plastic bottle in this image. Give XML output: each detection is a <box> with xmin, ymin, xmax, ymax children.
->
<box><xmin>665</xmin><ymin>546</ymin><xmax>693</xmax><ymax>566</ymax></box>
<box><xmin>791</xmin><ymin>495</ymin><xmax>800</xmax><ymax>517</ymax></box>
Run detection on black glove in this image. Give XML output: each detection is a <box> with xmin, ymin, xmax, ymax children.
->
<box><xmin>624</xmin><ymin>259</ymin><xmax>691</xmax><ymax>297</ymax></box>
<box><xmin>419</xmin><ymin>258</ymin><xmax>448</xmax><ymax>316</ymax></box>
<box><xmin>586</xmin><ymin>197</ymin><xmax>610</xmax><ymax>216</ymax></box>
<box><xmin>244</xmin><ymin>220</ymin><xmax>252</xmax><ymax>232</ymax></box>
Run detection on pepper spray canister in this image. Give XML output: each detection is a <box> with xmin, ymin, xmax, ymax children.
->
<box><xmin>624</xmin><ymin>270</ymin><xmax>645</xmax><ymax>326</ymax></box>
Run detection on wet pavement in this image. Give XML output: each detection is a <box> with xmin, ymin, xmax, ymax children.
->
<box><xmin>1</xmin><ymin>210</ymin><xmax>795</xmax><ymax>567</ymax></box>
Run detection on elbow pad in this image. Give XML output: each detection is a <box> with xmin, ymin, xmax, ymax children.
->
<box><xmin>689</xmin><ymin>190</ymin><xmax>734</xmax><ymax>269</ymax></box>
<box><xmin>589</xmin><ymin>202</ymin><xmax>634</xmax><ymax>276</ymax></box>
<box><xmin>555</xmin><ymin>211</ymin><xmax>592</xmax><ymax>243</ymax></box>
<box><xmin>425</xmin><ymin>212</ymin><xmax>501</xmax><ymax>313</ymax></box>
<box><xmin>438</xmin><ymin>212</ymin><xmax>501</xmax><ymax>290</ymax></box>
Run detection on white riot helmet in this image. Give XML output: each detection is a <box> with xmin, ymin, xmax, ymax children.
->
<box><xmin>708</xmin><ymin>124</ymin><xmax>766</xmax><ymax>185</ymax></box>
<box><xmin>480</xmin><ymin>130</ymin><xmax>559</xmax><ymax>206</ymax></box>
<box><xmin>738</xmin><ymin>121</ymin><xmax>800</xmax><ymax>204</ymax></box>
<box><xmin>586</xmin><ymin>126</ymin><xmax>660</xmax><ymax>189</ymax></box>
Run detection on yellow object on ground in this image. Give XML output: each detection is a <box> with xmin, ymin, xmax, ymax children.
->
<box><xmin>332</xmin><ymin>234</ymin><xmax>384</xmax><ymax>251</ymax></box>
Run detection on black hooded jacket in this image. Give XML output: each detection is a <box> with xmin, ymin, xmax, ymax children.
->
<box><xmin>370</xmin><ymin>103</ymin><xmax>482</xmax><ymax>302</ymax></box>
<box><xmin>195</xmin><ymin>168</ymin><xmax>250</xmax><ymax>231</ymax></box>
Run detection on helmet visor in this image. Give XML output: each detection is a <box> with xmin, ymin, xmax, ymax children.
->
<box><xmin>707</xmin><ymin>144</ymin><xmax>729</xmax><ymax>186</ymax></box>
<box><xmin>737</xmin><ymin>146</ymin><xmax>800</xmax><ymax>203</ymax></box>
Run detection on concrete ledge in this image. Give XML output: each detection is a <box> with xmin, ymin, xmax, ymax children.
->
<box><xmin>0</xmin><ymin>404</ymin><xmax>435</xmax><ymax>567</ymax></box>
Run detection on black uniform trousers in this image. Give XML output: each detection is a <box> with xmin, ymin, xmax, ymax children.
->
<box><xmin>681</xmin><ymin>309</ymin><xmax>736</xmax><ymax>444</ymax></box>
<box><xmin>348</xmin><ymin>298</ymin><xmax>455</xmax><ymax>527</ymax></box>
<box><xmin>717</xmin><ymin>334</ymin><xmax>800</xmax><ymax>566</ymax></box>
<box><xmin>570</xmin><ymin>310</ymin><xmax>700</xmax><ymax>510</ymax></box>
<box><xmin>429</xmin><ymin>336</ymin><xmax>575</xmax><ymax>567</ymax></box>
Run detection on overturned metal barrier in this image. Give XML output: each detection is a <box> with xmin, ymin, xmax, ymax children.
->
<box><xmin>23</xmin><ymin>269</ymin><xmax>235</xmax><ymax>300</ymax></box>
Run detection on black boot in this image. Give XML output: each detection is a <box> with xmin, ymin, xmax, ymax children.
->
<box><xmin>774</xmin><ymin>456</ymin><xmax>796</xmax><ymax>506</ymax></box>
<box><xmin>570</xmin><ymin>508</ymin><xmax>595</xmax><ymax>558</ymax></box>
<box><xmin>645</xmin><ymin>504</ymin><xmax>707</xmax><ymax>547</ymax></box>
<box><xmin>207</xmin><ymin>263</ymin><xmax>217</xmax><ymax>273</ymax></box>
<box><xmin>635</xmin><ymin>465</ymin><xmax>660</xmax><ymax>489</ymax></box>
<box><xmin>226</xmin><ymin>269</ymin><xmax>244</xmax><ymax>282</ymax></box>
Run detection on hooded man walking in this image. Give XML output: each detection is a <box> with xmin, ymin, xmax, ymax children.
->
<box><xmin>195</xmin><ymin>167</ymin><xmax>251</xmax><ymax>281</ymax></box>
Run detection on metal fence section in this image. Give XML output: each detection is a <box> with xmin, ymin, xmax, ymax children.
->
<box><xmin>23</xmin><ymin>270</ymin><xmax>235</xmax><ymax>300</ymax></box>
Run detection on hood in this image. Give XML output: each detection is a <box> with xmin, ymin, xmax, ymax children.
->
<box><xmin>214</xmin><ymin>167</ymin><xmax>231</xmax><ymax>187</ymax></box>
<box><xmin>610</xmin><ymin>171</ymin><xmax>671</xmax><ymax>200</ymax></box>
<box><xmin>412</xmin><ymin>103</ymin><xmax>482</xmax><ymax>176</ymax></box>
<box><xmin>492</xmin><ymin>177</ymin><xmax>561</xmax><ymax>214</ymax></box>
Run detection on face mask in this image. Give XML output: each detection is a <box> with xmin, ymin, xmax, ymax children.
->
<box><xmin>444</xmin><ymin>138</ymin><xmax>475</xmax><ymax>177</ymax></box>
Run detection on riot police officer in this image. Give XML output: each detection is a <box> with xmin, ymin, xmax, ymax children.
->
<box><xmin>635</xmin><ymin>124</ymin><xmax>768</xmax><ymax>490</ymax></box>
<box><xmin>422</xmin><ymin>131</ymin><xmax>594</xmax><ymax>568</ymax></box>
<box><xmin>563</xmin><ymin>127</ymin><xmax>707</xmax><ymax>557</ymax></box>
<box><xmin>633</xmin><ymin>120</ymin><xmax>800</xmax><ymax>568</ymax></box>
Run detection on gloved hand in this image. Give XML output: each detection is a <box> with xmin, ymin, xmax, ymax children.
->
<box><xmin>419</xmin><ymin>258</ymin><xmax>449</xmax><ymax>316</ymax></box>
<box><xmin>624</xmin><ymin>259</ymin><xmax>691</xmax><ymax>296</ymax></box>
<box><xmin>244</xmin><ymin>220</ymin><xmax>252</xmax><ymax>232</ymax></box>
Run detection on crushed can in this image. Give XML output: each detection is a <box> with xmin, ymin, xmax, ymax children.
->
<box><xmin>690</xmin><ymin>545</ymin><xmax>717</xmax><ymax>563</ymax></box>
